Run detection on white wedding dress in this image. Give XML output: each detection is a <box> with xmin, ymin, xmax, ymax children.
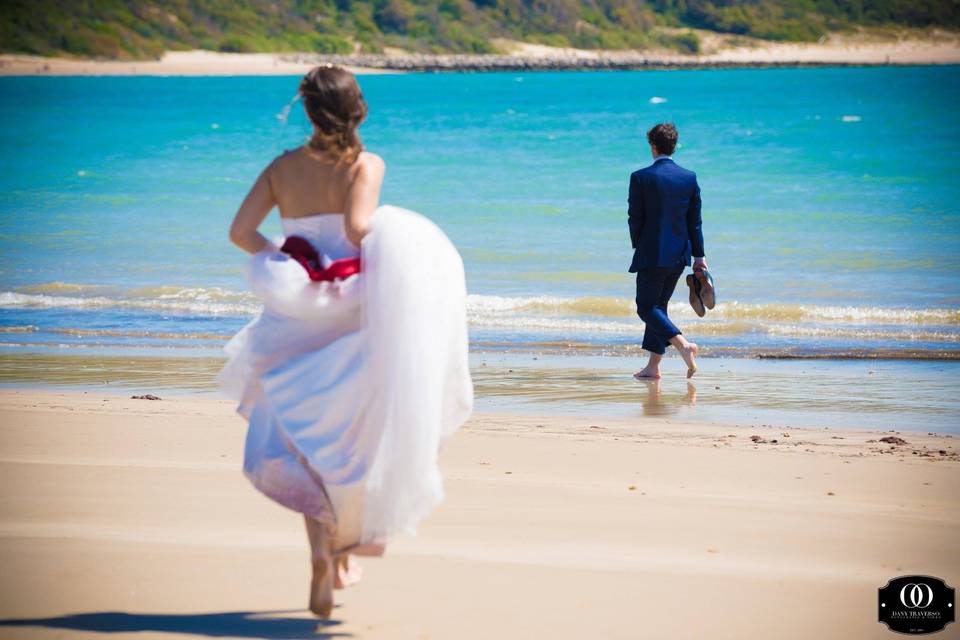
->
<box><xmin>217</xmin><ymin>206</ymin><xmax>473</xmax><ymax>553</ymax></box>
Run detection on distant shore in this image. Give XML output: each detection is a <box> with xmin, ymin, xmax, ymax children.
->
<box><xmin>1</xmin><ymin>32</ymin><xmax>958</xmax><ymax>76</ymax></box>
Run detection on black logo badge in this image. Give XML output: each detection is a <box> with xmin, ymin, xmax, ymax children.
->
<box><xmin>878</xmin><ymin>575</ymin><xmax>955</xmax><ymax>635</ymax></box>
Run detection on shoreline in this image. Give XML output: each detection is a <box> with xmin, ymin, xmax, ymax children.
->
<box><xmin>0</xmin><ymin>389</ymin><xmax>957</xmax><ymax>639</ymax></box>
<box><xmin>2</xmin><ymin>387</ymin><xmax>958</xmax><ymax>445</ymax></box>
<box><xmin>2</xmin><ymin>341</ymin><xmax>959</xmax><ymax>360</ymax></box>
<box><xmin>1</xmin><ymin>354</ymin><xmax>958</xmax><ymax>435</ymax></box>
<box><xmin>1</xmin><ymin>33</ymin><xmax>958</xmax><ymax>76</ymax></box>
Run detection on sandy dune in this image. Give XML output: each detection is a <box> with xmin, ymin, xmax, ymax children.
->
<box><xmin>0</xmin><ymin>389</ymin><xmax>957</xmax><ymax>639</ymax></box>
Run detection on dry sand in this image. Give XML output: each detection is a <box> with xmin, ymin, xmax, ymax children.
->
<box><xmin>698</xmin><ymin>30</ymin><xmax>960</xmax><ymax>65</ymax></box>
<box><xmin>1</xmin><ymin>30</ymin><xmax>958</xmax><ymax>76</ymax></box>
<box><xmin>0</xmin><ymin>51</ymin><xmax>386</xmax><ymax>77</ymax></box>
<box><xmin>0</xmin><ymin>388</ymin><xmax>957</xmax><ymax>639</ymax></box>
<box><xmin>498</xmin><ymin>29</ymin><xmax>960</xmax><ymax>65</ymax></box>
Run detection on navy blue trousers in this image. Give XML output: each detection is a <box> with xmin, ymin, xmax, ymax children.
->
<box><xmin>635</xmin><ymin>266</ymin><xmax>685</xmax><ymax>355</ymax></box>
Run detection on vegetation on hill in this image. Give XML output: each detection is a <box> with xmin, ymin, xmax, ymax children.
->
<box><xmin>1</xmin><ymin>0</ymin><xmax>958</xmax><ymax>59</ymax></box>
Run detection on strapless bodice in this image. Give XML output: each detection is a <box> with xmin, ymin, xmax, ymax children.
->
<box><xmin>281</xmin><ymin>213</ymin><xmax>359</xmax><ymax>260</ymax></box>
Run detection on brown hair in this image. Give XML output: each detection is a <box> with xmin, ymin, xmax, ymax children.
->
<box><xmin>647</xmin><ymin>122</ymin><xmax>678</xmax><ymax>156</ymax></box>
<box><xmin>299</xmin><ymin>65</ymin><xmax>368</xmax><ymax>164</ymax></box>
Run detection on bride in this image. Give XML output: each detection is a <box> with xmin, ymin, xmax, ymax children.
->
<box><xmin>217</xmin><ymin>65</ymin><xmax>473</xmax><ymax>617</ymax></box>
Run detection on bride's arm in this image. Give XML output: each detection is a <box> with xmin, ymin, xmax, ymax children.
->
<box><xmin>344</xmin><ymin>152</ymin><xmax>386</xmax><ymax>248</ymax></box>
<box><xmin>229</xmin><ymin>164</ymin><xmax>277</xmax><ymax>254</ymax></box>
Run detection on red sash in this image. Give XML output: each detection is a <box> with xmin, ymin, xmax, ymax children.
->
<box><xmin>280</xmin><ymin>235</ymin><xmax>361</xmax><ymax>282</ymax></box>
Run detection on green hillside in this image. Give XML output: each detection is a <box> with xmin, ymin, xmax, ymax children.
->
<box><xmin>2</xmin><ymin>0</ymin><xmax>958</xmax><ymax>59</ymax></box>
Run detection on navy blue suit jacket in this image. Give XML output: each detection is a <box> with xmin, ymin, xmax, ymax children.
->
<box><xmin>627</xmin><ymin>158</ymin><xmax>704</xmax><ymax>272</ymax></box>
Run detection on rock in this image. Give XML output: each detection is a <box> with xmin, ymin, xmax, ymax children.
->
<box><xmin>879</xmin><ymin>436</ymin><xmax>908</xmax><ymax>445</ymax></box>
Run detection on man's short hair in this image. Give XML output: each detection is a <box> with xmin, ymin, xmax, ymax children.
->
<box><xmin>647</xmin><ymin>122</ymin><xmax>678</xmax><ymax>156</ymax></box>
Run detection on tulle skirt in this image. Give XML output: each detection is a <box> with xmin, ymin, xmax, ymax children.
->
<box><xmin>217</xmin><ymin>205</ymin><xmax>473</xmax><ymax>552</ymax></box>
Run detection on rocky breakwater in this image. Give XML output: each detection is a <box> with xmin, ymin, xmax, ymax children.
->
<box><xmin>278</xmin><ymin>51</ymin><xmax>864</xmax><ymax>72</ymax></box>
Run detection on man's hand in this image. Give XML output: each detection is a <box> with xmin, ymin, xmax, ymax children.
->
<box><xmin>693</xmin><ymin>257</ymin><xmax>708</xmax><ymax>271</ymax></box>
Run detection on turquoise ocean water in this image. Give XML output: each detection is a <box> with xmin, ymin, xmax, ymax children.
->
<box><xmin>1</xmin><ymin>67</ymin><xmax>959</xmax><ymax>429</ymax></box>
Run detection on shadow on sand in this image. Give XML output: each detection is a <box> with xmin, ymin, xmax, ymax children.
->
<box><xmin>0</xmin><ymin>609</ymin><xmax>351</xmax><ymax>638</ymax></box>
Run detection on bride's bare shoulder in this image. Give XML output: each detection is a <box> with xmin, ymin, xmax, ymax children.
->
<box><xmin>261</xmin><ymin>148</ymin><xmax>306</xmax><ymax>185</ymax></box>
<box><xmin>270</xmin><ymin>147</ymin><xmax>302</xmax><ymax>168</ymax></box>
<box><xmin>351</xmin><ymin>151</ymin><xmax>385</xmax><ymax>179</ymax></box>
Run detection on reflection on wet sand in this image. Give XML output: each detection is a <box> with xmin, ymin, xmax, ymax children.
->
<box><xmin>471</xmin><ymin>354</ymin><xmax>960</xmax><ymax>433</ymax></box>
<box><xmin>637</xmin><ymin>379</ymin><xmax>697</xmax><ymax>417</ymax></box>
<box><xmin>1</xmin><ymin>350</ymin><xmax>959</xmax><ymax>433</ymax></box>
<box><xmin>0</xmin><ymin>352</ymin><xmax>223</xmax><ymax>392</ymax></box>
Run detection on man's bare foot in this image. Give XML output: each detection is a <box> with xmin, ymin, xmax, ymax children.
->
<box><xmin>678</xmin><ymin>343</ymin><xmax>699</xmax><ymax>378</ymax></box>
<box><xmin>633</xmin><ymin>366</ymin><xmax>661</xmax><ymax>380</ymax></box>
<box><xmin>334</xmin><ymin>555</ymin><xmax>363</xmax><ymax>589</ymax></box>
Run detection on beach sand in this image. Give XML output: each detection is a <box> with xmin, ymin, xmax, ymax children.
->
<box><xmin>500</xmin><ymin>29</ymin><xmax>960</xmax><ymax>65</ymax></box>
<box><xmin>698</xmin><ymin>30</ymin><xmax>960</xmax><ymax>65</ymax></box>
<box><xmin>1</xmin><ymin>30</ymin><xmax>958</xmax><ymax>76</ymax></box>
<box><xmin>0</xmin><ymin>51</ymin><xmax>388</xmax><ymax>77</ymax></box>
<box><xmin>0</xmin><ymin>389</ymin><xmax>957</xmax><ymax>639</ymax></box>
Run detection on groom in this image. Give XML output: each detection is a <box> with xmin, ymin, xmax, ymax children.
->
<box><xmin>627</xmin><ymin>122</ymin><xmax>706</xmax><ymax>379</ymax></box>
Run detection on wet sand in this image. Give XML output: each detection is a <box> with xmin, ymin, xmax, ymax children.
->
<box><xmin>0</xmin><ymin>389</ymin><xmax>957</xmax><ymax>639</ymax></box>
<box><xmin>2</xmin><ymin>350</ymin><xmax>958</xmax><ymax>433</ymax></box>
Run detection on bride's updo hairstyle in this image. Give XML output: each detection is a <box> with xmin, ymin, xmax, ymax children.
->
<box><xmin>299</xmin><ymin>65</ymin><xmax>368</xmax><ymax>164</ymax></box>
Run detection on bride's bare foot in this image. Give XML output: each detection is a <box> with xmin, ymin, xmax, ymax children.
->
<box><xmin>678</xmin><ymin>342</ymin><xmax>699</xmax><ymax>378</ymax></box>
<box><xmin>304</xmin><ymin>515</ymin><xmax>335</xmax><ymax>618</ymax></box>
<box><xmin>633</xmin><ymin>366</ymin><xmax>661</xmax><ymax>380</ymax></box>
<box><xmin>309</xmin><ymin>554</ymin><xmax>334</xmax><ymax>618</ymax></box>
<box><xmin>334</xmin><ymin>555</ymin><xmax>363</xmax><ymax>589</ymax></box>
